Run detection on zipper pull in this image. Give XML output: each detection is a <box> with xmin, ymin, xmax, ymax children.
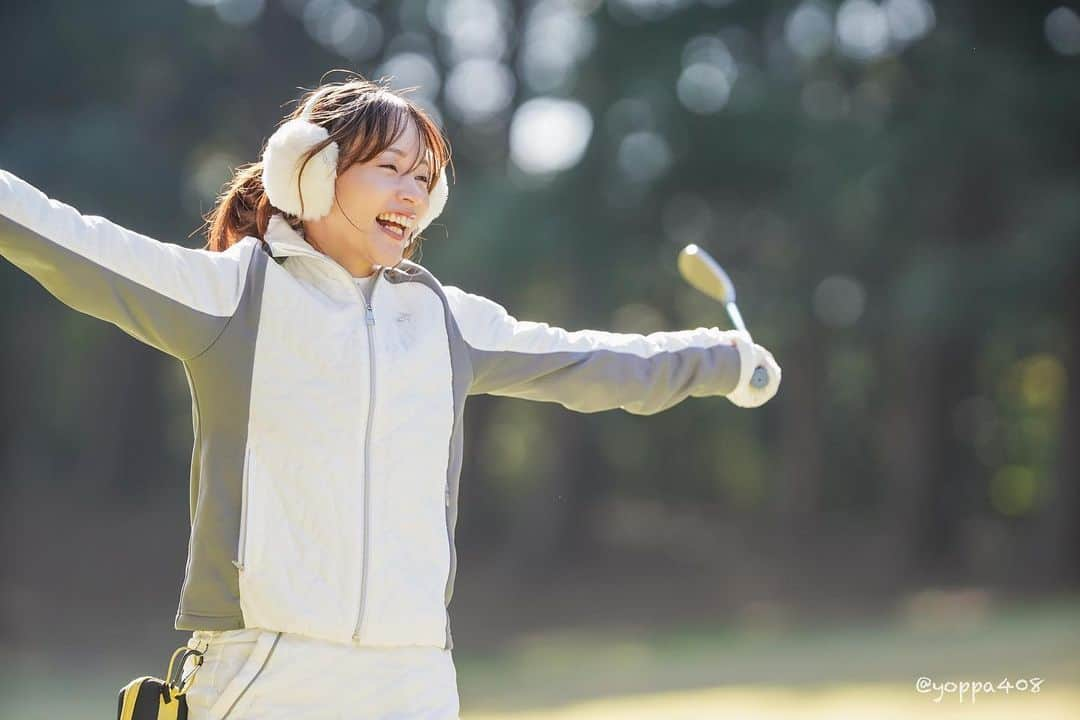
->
<box><xmin>445</xmin><ymin>485</ymin><xmax>451</xmax><ymax>507</ymax></box>
<box><xmin>366</xmin><ymin>304</ymin><xmax>376</xmax><ymax>326</ymax></box>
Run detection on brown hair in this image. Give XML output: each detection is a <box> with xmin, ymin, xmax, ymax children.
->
<box><xmin>198</xmin><ymin>71</ymin><xmax>453</xmax><ymax>261</ymax></box>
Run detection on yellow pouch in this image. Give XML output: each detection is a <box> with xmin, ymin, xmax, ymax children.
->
<box><xmin>116</xmin><ymin>645</ymin><xmax>204</xmax><ymax>720</ymax></box>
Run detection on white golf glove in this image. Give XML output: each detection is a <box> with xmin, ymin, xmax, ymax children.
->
<box><xmin>722</xmin><ymin>329</ymin><xmax>781</xmax><ymax>408</ymax></box>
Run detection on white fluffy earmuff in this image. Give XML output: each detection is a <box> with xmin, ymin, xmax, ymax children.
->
<box><xmin>261</xmin><ymin>88</ymin><xmax>449</xmax><ymax>235</ymax></box>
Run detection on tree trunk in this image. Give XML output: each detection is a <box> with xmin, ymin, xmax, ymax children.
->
<box><xmin>70</xmin><ymin>331</ymin><xmax>167</xmax><ymax>501</ymax></box>
<box><xmin>874</xmin><ymin>331</ymin><xmax>940</xmax><ymax>586</ymax></box>
<box><xmin>494</xmin><ymin>406</ymin><xmax>586</xmax><ymax>581</ymax></box>
<box><xmin>776</xmin><ymin>329</ymin><xmax>824</xmax><ymax>531</ymax></box>
<box><xmin>1034</xmin><ymin>254</ymin><xmax>1080</xmax><ymax>588</ymax></box>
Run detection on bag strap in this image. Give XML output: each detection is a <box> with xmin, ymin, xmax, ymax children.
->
<box><xmin>161</xmin><ymin>646</ymin><xmax>205</xmax><ymax>702</ymax></box>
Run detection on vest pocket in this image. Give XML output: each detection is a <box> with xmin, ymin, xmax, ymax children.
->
<box><xmin>233</xmin><ymin>446</ymin><xmax>254</xmax><ymax>571</ymax></box>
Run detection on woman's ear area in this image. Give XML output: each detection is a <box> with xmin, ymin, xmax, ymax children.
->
<box><xmin>415</xmin><ymin>168</ymin><xmax>449</xmax><ymax>235</ymax></box>
<box><xmin>262</xmin><ymin>119</ymin><xmax>339</xmax><ymax>221</ymax></box>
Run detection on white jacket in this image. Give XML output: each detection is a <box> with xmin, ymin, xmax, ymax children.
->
<box><xmin>0</xmin><ymin>169</ymin><xmax>774</xmax><ymax>650</ymax></box>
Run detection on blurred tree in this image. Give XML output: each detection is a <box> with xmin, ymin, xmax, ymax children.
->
<box><xmin>1</xmin><ymin>0</ymin><xmax>1078</xmax><ymax>645</ymax></box>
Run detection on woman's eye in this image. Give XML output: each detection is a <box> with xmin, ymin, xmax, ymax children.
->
<box><xmin>380</xmin><ymin>162</ymin><xmax>428</xmax><ymax>185</ymax></box>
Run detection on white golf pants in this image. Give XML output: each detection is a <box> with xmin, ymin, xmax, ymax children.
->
<box><xmin>180</xmin><ymin>628</ymin><xmax>460</xmax><ymax>719</ymax></box>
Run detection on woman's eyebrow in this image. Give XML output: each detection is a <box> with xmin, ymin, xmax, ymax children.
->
<box><xmin>383</xmin><ymin>147</ymin><xmax>431</xmax><ymax>169</ymax></box>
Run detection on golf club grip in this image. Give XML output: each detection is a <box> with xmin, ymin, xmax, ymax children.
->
<box><xmin>725</xmin><ymin>303</ymin><xmax>767</xmax><ymax>388</ymax></box>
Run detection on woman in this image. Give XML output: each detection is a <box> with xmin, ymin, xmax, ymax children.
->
<box><xmin>0</xmin><ymin>74</ymin><xmax>780</xmax><ymax>719</ymax></box>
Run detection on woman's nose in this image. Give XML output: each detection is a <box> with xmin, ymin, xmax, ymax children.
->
<box><xmin>398</xmin><ymin>177</ymin><xmax>426</xmax><ymax>205</ymax></box>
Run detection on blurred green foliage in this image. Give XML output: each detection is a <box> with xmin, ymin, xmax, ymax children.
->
<box><xmin>1</xmin><ymin>1</ymin><xmax>1078</xmax><ymax>649</ymax></box>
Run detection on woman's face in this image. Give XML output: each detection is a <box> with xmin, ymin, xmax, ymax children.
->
<box><xmin>303</xmin><ymin>117</ymin><xmax>432</xmax><ymax>278</ymax></box>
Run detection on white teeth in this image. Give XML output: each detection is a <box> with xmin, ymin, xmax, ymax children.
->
<box><xmin>376</xmin><ymin>212</ymin><xmax>414</xmax><ymax>229</ymax></box>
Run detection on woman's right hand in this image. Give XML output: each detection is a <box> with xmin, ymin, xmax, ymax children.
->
<box><xmin>724</xmin><ymin>329</ymin><xmax>782</xmax><ymax>408</ymax></box>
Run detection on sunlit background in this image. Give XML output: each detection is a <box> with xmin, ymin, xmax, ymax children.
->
<box><xmin>2</xmin><ymin>0</ymin><xmax>1079</xmax><ymax>717</ymax></box>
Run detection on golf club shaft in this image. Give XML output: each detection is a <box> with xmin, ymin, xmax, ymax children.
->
<box><xmin>724</xmin><ymin>302</ymin><xmax>747</xmax><ymax>334</ymax></box>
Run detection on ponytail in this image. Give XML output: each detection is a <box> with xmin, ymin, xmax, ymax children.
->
<box><xmin>200</xmin><ymin>161</ymin><xmax>302</xmax><ymax>252</ymax></box>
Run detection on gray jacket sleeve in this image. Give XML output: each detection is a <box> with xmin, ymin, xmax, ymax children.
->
<box><xmin>443</xmin><ymin>285</ymin><xmax>745</xmax><ymax>415</ymax></box>
<box><xmin>0</xmin><ymin>169</ymin><xmax>255</xmax><ymax>361</ymax></box>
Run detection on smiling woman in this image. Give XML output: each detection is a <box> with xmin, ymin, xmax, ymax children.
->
<box><xmin>0</xmin><ymin>67</ymin><xmax>780</xmax><ymax>720</ymax></box>
<box><xmin>302</xmin><ymin>115</ymin><xmax>438</xmax><ymax>277</ymax></box>
<box><xmin>202</xmin><ymin>73</ymin><xmax>454</xmax><ymax>277</ymax></box>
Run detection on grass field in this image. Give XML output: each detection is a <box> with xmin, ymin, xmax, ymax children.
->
<box><xmin>455</xmin><ymin>593</ymin><xmax>1080</xmax><ymax>719</ymax></box>
<box><xmin>2</xmin><ymin>593</ymin><xmax>1077</xmax><ymax>719</ymax></box>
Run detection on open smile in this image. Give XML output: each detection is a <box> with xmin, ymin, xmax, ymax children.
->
<box><xmin>375</xmin><ymin>220</ymin><xmax>407</xmax><ymax>244</ymax></box>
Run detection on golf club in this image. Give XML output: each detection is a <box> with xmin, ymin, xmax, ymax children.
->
<box><xmin>677</xmin><ymin>243</ymin><xmax>770</xmax><ymax>389</ymax></box>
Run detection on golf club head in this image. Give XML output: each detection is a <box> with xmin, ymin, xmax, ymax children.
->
<box><xmin>678</xmin><ymin>244</ymin><xmax>770</xmax><ymax>390</ymax></box>
<box><xmin>677</xmin><ymin>244</ymin><xmax>737</xmax><ymax>305</ymax></box>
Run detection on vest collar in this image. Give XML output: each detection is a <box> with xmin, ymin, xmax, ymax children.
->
<box><xmin>264</xmin><ymin>213</ymin><xmax>324</xmax><ymax>261</ymax></box>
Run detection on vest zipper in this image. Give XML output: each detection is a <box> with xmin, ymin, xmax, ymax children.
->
<box><xmin>281</xmin><ymin>249</ymin><xmax>383</xmax><ymax>641</ymax></box>
<box><xmin>353</xmin><ymin>272</ymin><xmax>379</xmax><ymax>641</ymax></box>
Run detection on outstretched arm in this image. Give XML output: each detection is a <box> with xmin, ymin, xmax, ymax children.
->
<box><xmin>0</xmin><ymin>169</ymin><xmax>257</xmax><ymax>361</ymax></box>
<box><xmin>444</xmin><ymin>285</ymin><xmax>781</xmax><ymax>415</ymax></box>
